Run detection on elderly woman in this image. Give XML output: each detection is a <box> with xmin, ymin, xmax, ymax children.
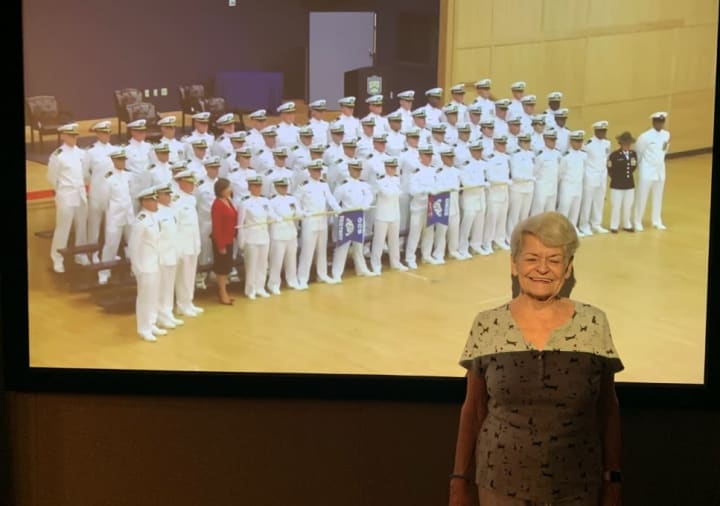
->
<box><xmin>449</xmin><ymin>211</ymin><xmax>623</xmax><ymax>506</ymax></box>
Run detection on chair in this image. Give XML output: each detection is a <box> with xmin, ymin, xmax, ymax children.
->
<box><xmin>200</xmin><ymin>96</ymin><xmax>227</xmax><ymax>135</ymax></box>
<box><xmin>25</xmin><ymin>95</ymin><xmax>73</xmax><ymax>149</ymax></box>
<box><xmin>112</xmin><ymin>88</ymin><xmax>143</xmax><ymax>137</ymax></box>
<box><xmin>178</xmin><ymin>84</ymin><xmax>206</xmax><ymax>128</ymax></box>
<box><xmin>126</xmin><ymin>102</ymin><xmax>163</xmax><ymax>143</ymax></box>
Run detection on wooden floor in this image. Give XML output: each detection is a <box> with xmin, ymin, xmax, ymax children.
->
<box><xmin>25</xmin><ymin>154</ymin><xmax>712</xmax><ymax>384</ymax></box>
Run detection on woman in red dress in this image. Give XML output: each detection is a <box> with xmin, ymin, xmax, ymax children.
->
<box><xmin>211</xmin><ymin>178</ymin><xmax>238</xmax><ymax>305</ymax></box>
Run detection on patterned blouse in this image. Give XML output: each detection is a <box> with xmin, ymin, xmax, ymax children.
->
<box><xmin>459</xmin><ymin>300</ymin><xmax>624</xmax><ymax>503</ymax></box>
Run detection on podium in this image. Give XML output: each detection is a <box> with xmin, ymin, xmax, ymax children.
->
<box><xmin>344</xmin><ymin>64</ymin><xmax>437</xmax><ymax>117</ymax></box>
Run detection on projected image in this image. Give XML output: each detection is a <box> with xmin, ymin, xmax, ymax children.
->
<box><xmin>24</xmin><ymin>0</ymin><xmax>715</xmax><ymax>384</ymax></box>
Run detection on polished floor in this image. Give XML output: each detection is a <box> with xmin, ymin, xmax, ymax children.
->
<box><xmin>25</xmin><ymin>153</ymin><xmax>712</xmax><ymax>384</ymax></box>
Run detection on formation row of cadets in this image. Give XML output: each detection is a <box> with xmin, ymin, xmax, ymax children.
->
<box><xmin>47</xmin><ymin>79</ymin><xmax>669</xmax><ymax>281</ymax></box>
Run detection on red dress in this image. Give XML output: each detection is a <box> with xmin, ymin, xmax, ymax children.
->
<box><xmin>211</xmin><ymin>198</ymin><xmax>238</xmax><ymax>250</ymax></box>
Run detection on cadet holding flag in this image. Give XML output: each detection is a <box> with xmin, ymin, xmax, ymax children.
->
<box><xmin>432</xmin><ymin>147</ymin><xmax>463</xmax><ymax>263</ymax></box>
<box><xmin>331</xmin><ymin>159</ymin><xmax>376</xmax><ymax>282</ymax></box>
<box><xmin>404</xmin><ymin>146</ymin><xmax>438</xmax><ymax>268</ymax></box>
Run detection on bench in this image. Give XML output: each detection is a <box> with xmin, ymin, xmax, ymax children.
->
<box><xmin>57</xmin><ymin>242</ymin><xmax>102</xmax><ymax>258</ymax></box>
<box><xmin>34</xmin><ymin>230</ymin><xmax>54</xmax><ymax>240</ymax></box>
<box><xmin>82</xmin><ymin>258</ymin><xmax>131</xmax><ymax>272</ymax></box>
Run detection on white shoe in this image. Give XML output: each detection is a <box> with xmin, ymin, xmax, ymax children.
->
<box><xmin>268</xmin><ymin>286</ymin><xmax>281</xmax><ymax>295</ymax></box>
<box><xmin>297</xmin><ymin>283</ymin><xmax>309</xmax><ymax>290</ymax></box>
<box><xmin>319</xmin><ymin>276</ymin><xmax>338</xmax><ymax>284</ymax></box>
<box><xmin>151</xmin><ymin>325</ymin><xmax>168</xmax><ymax>336</ymax></box>
<box><xmin>177</xmin><ymin>308</ymin><xmax>198</xmax><ymax>317</ymax></box>
<box><xmin>495</xmin><ymin>241</ymin><xmax>510</xmax><ymax>251</ymax></box>
<box><xmin>191</xmin><ymin>305</ymin><xmax>204</xmax><ymax>314</ymax></box>
<box><xmin>74</xmin><ymin>255</ymin><xmax>90</xmax><ymax>266</ymax></box>
<box><xmin>195</xmin><ymin>280</ymin><xmax>207</xmax><ymax>290</ymax></box>
<box><xmin>92</xmin><ymin>252</ymin><xmax>100</xmax><ymax>264</ymax></box>
<box><xmin>257</xmin><ymin>290</ymin><xmax>271</xmax><ymax>298</ymax></box>
<box><xmin>157</xmin><ymin>319</ymin><xmax>176</xmax><ymax>330</ymax></box>
<box><xmin>576</xmin><ymin>228</ymin><xmax>586</xmax><ymax>238</ymax></box>
<box><xmin>406</xmin><ymin>260</ymin><xmax>418</xmax><ymax>270</ymax></box>
<box><xmin>247</xmin><ymin>293</ymin><xmax>257</xmax><ymax>300</ymax></box>
<box><xmin>593</xmin><ymin>226</ymin><xmax>609</xmax><ymax>234</ymax></box>
<box><xmin>634</xmin><ymin>223</ymin><xmax>644</xmax><ymax>232</ymax></box>
<box><xmin>432</xmin><ymin>256</ymin><xmax>446</xmax><ymax>264</ymax></box>
<box><xmin>139</xmin><ymin>332</ymin><xmax>157</xmax><ymax>342</ymax></box>
<box><xmin>98</xmin><ymin>275</ymin><xmax>109</xmax><ymax>285</ymax></box>
<box><xmin>422</xmin><ymin>256</ymin><xmax>439</xmax><ymax>265</ymax></box>
<box><xmin>53</xmin><ymin>262</ymin><xmax>65</xmax><ymax>273</ymax></box>
<box><xmin>461</xmin><ymin>251</ymin><xmax>473</xmax><ymax>260</ymax></box>
<box><xmin>392</xmin><ymin>264</ymin><xmax>408</xmax><ymax>272</ymax></box>
<box><xmin>579</xmin><ymin>227</ymin><xmax>593</xmax><ymax>236</ymax></box>
<box><xmin>449</xmin><ymin>251</ymin><xmax>464</xmax><ymax>260</ymax></box>
<box><xmin>171</xmin><ymin>317</ymin><xmax>185</xmax><ymax>326</ymax></box>
<box><xmin>653</xmin><ymin>223</ymin><xmax>667</xmax><ymax>230</ymax></box>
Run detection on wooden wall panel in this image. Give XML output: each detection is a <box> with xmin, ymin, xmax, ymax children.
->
<box><xmin>580</xmin><ymin>96</ymin><xmax>672</xmax><ymax>142</ymax></box>
<box><xmin>535</xmin><ymin>38</ymin><xmax>588</xmax><ymax>107</ymax></box>
<box><xmin>673</xmin><ymin>24</ymin><xmax>719</xmax><ymax>93</ymax></box>
<box><xmin>491</xmin><ymin>0</ymin><xmax>543</xmax><ymax>44</ymax></box>
<box><xmin>541</xmin><ymin>0</ymin><xmax>589</xmax><ymax>36</ymax></box>
<box><xmin>453</xmin><ymin>0</ymin><xmax>493</xmax><ymax>48</ymax></box>
<box><xmin>583</xmin><ymin>34</ymin><xmax>635</xmax><ymax>104</ymax></box>
<box><xmin>669</xmin><ymin>89</ymin><xmax>717</xmax><ymax>151</ymax></box>
<box><xmin>628</xmin><ymin>30</ymin><xmax>677</xmax><ymax>99</ymax></box>
<box><xmin>451</xmin><ymin>47</ymin><xmax>491</xmax><ymax>85</ymax></box>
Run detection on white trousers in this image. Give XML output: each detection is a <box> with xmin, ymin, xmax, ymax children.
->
<box><xmin>175</xmin><ymin>254</ymin><xmax>198</xmax><ymax>312</ymax></box>
<box><xmin>243</xmin><ymin>243</ymin><xmax>269</xmax><ymax>296</ymax></box>
<box><xmin>87</xmin><ymin>196</ymin><xmax>105</xmax><ymax>246</ymax></box>
<box><xmin>135</xmin><ymin>271</ymin><xmax>160</xmax><ymax>334</ymax></box>
<box><xmin>579</xmin><ymin>183</ymin><xmax>607</xmax><ymax>230</ymax></box>
<box><xmin>268</xmin><ymin>238</ymin><xmax>299</xmax><ymax>289</ymax></box>
<box><xmin>557</xmin><ymin>189</ymin><xmax>582</xmax><ymax>228</ymax></box>
<box><xmin>198</xmin><ymin>223</ymin><xmax>214</xmax><ymax>267</ymax></box>
<box><xmin>297</xmin><ymin>227</ymin><xmax>329</xmax><ymax>284</ymax></box>
<box><xmin>610</xmin><ymin>188</ymin><xmax>635</xmax><ymax>230</ymax></box>
<box><xmin>634</xmin><ymin>178</ymin><xmax>665</xmax><ymax>227</ymax></box>
<box><xmin>531</xmin><ymin>191</ymin><xmax>557</xmax><ymax>216</ymax></box>
<box><xmin>398</xmin><ymin>194</ymin><xmax>410</xmax><ymax>235</ymax></box>
<box><xmin>432</xmin><ymin>214</ymin><xmax>460</xmax><ymax>259</ymax></box>
<box><xmin>485</xmin><ymin>197</ymin><xmax>509</xmax><ymax>245</ymax></box>
<box><xmin>51</xmin><ymin>201</ymin><xmax>88</xmax><ymax>265</ymax></box>
<box><xmin>158</xmin><ymin>264</ymin><xmax>178</xmax><ymax>322</ymax></box>
<box><xmin>405</xmin><ymin>210</ymin><xmax>434</xmax><ymax>262</ymax></box>
<box><xmin>99</xmin><ymin>223</ymin><xmax>130</xmax><ymax>280</ymax></box>
<box><xmin>459</xmin><ymin>207</ymin><xmax>486</xmax><ymax>254</ymax></box>
<box><xmin>332</xmin><ymin>240</ymin><xmax>370</xmax><ymax>279</ymax></box>
<box><xmin>506</xmin><ymin>190</ymin><xmax>533</xmax><ymax>239</ymax></box>
<box><xmin>371</xmin><ymin>220</ymin><xmax>401</xmax><ymax>271</ymax></box>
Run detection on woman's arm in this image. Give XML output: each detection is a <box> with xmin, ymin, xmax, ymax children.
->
<box><xmin>452</xmin><ymin>369</ymin><xmax>488</xmax><ymax>478</ymax></box>
<box><xmin>598</xmin><ymin>370</ymin><xmax>622</xmax><ymax>505</ymax></box>
<box><xmin>210</xmin><ymin>200</ymin><xmax>225</xmax><ymax>251</ymax></box>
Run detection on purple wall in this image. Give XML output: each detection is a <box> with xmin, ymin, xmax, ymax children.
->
<box><xmin>22</xmin><ymin>0</ymin><xmax>439</xmax><ymax>121</ymax></box>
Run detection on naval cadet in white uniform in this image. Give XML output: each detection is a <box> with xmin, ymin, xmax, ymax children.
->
<box><xmin>267</xmin><ymin>176</ymin><xmax>302</xmax><ymax>294</ymax></box>
<box><xmin>211</xmin><ymin>113</ymin><xmax>238</xmax><ymax>158</ymax></box>
<box><xmin>364</xmin><ymin>94</ymin><xmax>390</xmax><ymax>136</ymax></box>
<box><xmin>393</xmin><ymin>90</ymin><xmax>416</xmax><ymax>132</ymax></box>
<box><xmin>125</xmin><ymin>119</ymin><xmax>154</xmax><ymax>213</ymax></box>
<box><xmin>182</xmin><ymin>112</ymin><xmax>214</xmax><ymax>159</ymax></box>
<box><xmin>245</xmin><ymin>109</ymin><xmax>268</xmax><ymax>151</ymax></box>
<box><xmin>308</xmin><ymin>99</ymin><xmax>330</xmax><ymax>145</ymax></box>
<box><xmin>172</xmin><ymin>170</ymin><xmax>204</xmax><ymax>317</ymax></box>
<box><xmin>634</xmin><ymin>111</ymin><xmax>671</xmax><ymax>231</ymax></box>
<box><xmin>404</xmin><ymin>146</ymin><xmax>438</xmax><ymax>268</ymax></box>
<box><xmin>251</xmin><ymin>126</ymin><xmax>279</xmax><ymax>176</ymax></box>
<box><xmin>544</xmin><ymin>91</ymin><xmax>564</xmax><ymax>128</ymax></box>
<box><xmin>507</xmin><ymin>132</ymin><xmax>536</xmax><ymax>238</ymax></box>
<box><xmin>47</xmin><ymin>123</ymin><xmax>89</xmax><ymax>272</ymax></box>
<box><xmin>432</xmin><ymin>147</ymin><xmax>463</xmax><ymax>262</ymax></box>
<box><xmin>148</xmin><ymin>143</ymin><xmax>174</xmax><ymax>187</ymax></box>
<box><xmin>83</xmin><ymin>120</ymin><xmax>115</xmax><ymax>259</ymax></box>
<box><xmin>422</xmin><ymin>87</ymin><xmax>444</xmax><ymax>128</ymax></box>
<box><xmin>275</xmin><ymin>101</ymin><xmax>300</xmax><ymax>149</ymax></box>
<box><xmin>385</xmin><ymin>111</ymin><xmax>406</xmax><ymax>157</ymax></box>
<box><xmin>508</xmin><ymin>81</ymin><xmax>527</xmax><ymax>118</ymax></box>
<box><xmin>579</xmin><ymin>120</ymin><xmax>611</xmax><ymax>235</ymax></box>
<box><xmin>472</xmin><ymin>79</ymin><xmax>496</xmax><ymax>119</ymax></box>
<box><xmin>458</xmin><ymin>139</ymin><xmax>490</xmax><ymax>257</ymax></box>
<box><xmin>445</xmin><ymin>83</ymin><xmax>470</xmax><ymax>123</ymax></box>
<box><xmin>336</xmin><ymin>96</ymin><xmax>362</xmax><ymax>142</ymax></box>
<box><xmin>483</xmin><ymin>135</ymin><xmax>512</xmax><ymax>251</ymax></box>
<box><xmin>531</xmin><ymin>127</ymin><xmax>562</xmax><ymax>215</ymax></box>
<box><xmin>557</xmin><ymin>130</ymin><xmax>588</xmax><ymax>234</ymax></box>
<box><xmin>153</xmin><ymin>115</ymin><xmax>186</xmax><ymax>164</ymax></box>
<box><xmin>154</xmin><ymin>183</ymin><xmax>184</xmax><ymax>329</ymax></box>
<box><xmin>370</xmin><ymin>157</ymin><xmax>408</xmax><ymax>273</ymax></box>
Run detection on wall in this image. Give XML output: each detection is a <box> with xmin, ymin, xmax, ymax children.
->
<box><xmin>22</xmin><ymin>0</ymin><xmax>439</xmax><ymax>121</ymax></box>
<box><xmin>5</xmin><ymin>393</ymin><xmax>720</xmax><ymax>506</ymax></box>
<box><xmin>438</xmin><ymin>0</ymin><xmax>718</xmax><ymax>153</ymax></box>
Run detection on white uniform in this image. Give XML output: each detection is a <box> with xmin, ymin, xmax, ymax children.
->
<box><xmin>149</xmin><ymin>161</ymin><xmax>173</xmax><ymax>187</ymax></box>
<box><xmin>423</xmin><ymin>104</ymin><xmax>443</xmax><ymax>127</ymax></box>
<box><xmin>173</xmin><ymin>190</ymin><xmax>202</xmax><ymax>315</ymax></box>
<box><xmin>544</xmin><ymin>109</ymin><xmax>558</xmax><ymax>128</ymax></box>
<box><xmin>151</xmin><ymin>136</ymin><xmax>185</xmax><ymax>164</ymax></box>
<box><xmin>444</xmin><ymin>124</ymin><xmax>459</xmax><ymax>146</ymax></box>
<box><xmin>239</xmin><ymin>195</ymin><xmax>277</xmax><ymax>297</ymax></box>
<box><xmin>336</xmin><ymin>114</ymin><xmax>362</xmax><ymax>142</ymax></box>
<box><xmin>558</xmin><ymin>148</ymin><xmax>587</xmax><ymax>229</ymax></box>
<box><xmin>211</xmin><ymin>133</ymin><xmax>235</xmax><ymax>159</ymax></box>
<box><xmin>251</xmin><ymin>146</ymin><xmax>275</xmax><ymax>176</ymax></box>
<box><xmin>323</xmin><ymin>141</ymin><xmax>344</xmax><ymax>167</ymax></box>
<box><xmin>484</xmin><ymin>152</ymin><xmax>512</xmax><ymax>248</ymax></box>
<box><xmin>361</xmin><ymin>151</ymin><xmax>391</xmax><ymax>190</ymax></box>
<box><xmin>432</xmin><ymin>164</ymin><xmax>462</xmax><ymax>260</ymax></box>
<box><xmin>295</xmin><ymin>179</ymin><xmax>341</xmax><ymax>285</ymax></box>
<box><xmin>506</xmin><ymin>133</ymin><xmax>520</xmax><ymax>154</ymax></box>
<box><xmin>327</xmin><ymin>154</ymin><xmax>351</xmax><ymax>191</ymax></box>
<box><xmin>530</xmin><ymin>132</ymin><xmax>545</xmax><ymax>155</ymax></box>
<box><xmin>398</xmin><ymin>147</ymin><xmax>420</xmax><ymax>232</ymax></box>
<box><xmin>446</xmin><ymin>101</ymin><xmax>469</xmax><ymax>123</ymax></box>
<box><xmin>454</xmin><ymin>140</ymin><xmax>472</xmax><ymax>167</ymax></box>
<box><xmin>83</xmin><ymin>140</ymin><xmax>115</xmax><ymax>247</ymax></box>
<box><xmin>458</xmin><ymin>158</ymin><xmax>489</xmax><ymax>255</ymax></box>
<box><xmin>182</xmin><ymin>131</ymin><xmax>214</xmax><ymax>159</ymax></box>
<box><xmin>579</xmin><ymin>135</ymin><xmax>611</xmax><ymax>233</ymax></box>
<box><xmin>127</xmin><ymin>208</ymin><xmax>160</xmax><ymax>338</ymax></box>
<box><xmin>195</xmin><ymin>178</ymin><xmax>216</xmax><ymax>270</ymax></box>
<box><xmin>187</xmin><ymin>157</ymin><xmax>207</xmax><ymax>181</ymax></box>
<box><xmin>508</xmin><ymin>148</ymin><xmax>535</xmax><ymax>237</ymax></box>
<box><xmin>634</xmin><ymin>127</ymin><xmax>670</xmax><ymax>229</ymax></box>
<box><xmin>47</xmin><ymin>143</ymin><xmax>88</xmax><ymax>269</ymax></box>
<box><xmin>97</xmin><ymin>168</ymin><xmax>134</xmax><ymax>283</ymax></box>
<box><xmin>355</xmin><ymin>135</ymin><xmax>374</xmax><ymax>160</ymax></box>
<box><xmin>331</xmin><ymin>177</ymin><xmax>374</xmax><ymax>280</ymax></box>
<box><xmin>263</xmin><ymin>167</ymin><xmax>295</xmax><ymax>197</ymax></box>
<box><xmin>493</xmin><ymin>117</ymin><xmax>509</xmax><ymax>138</ymax></box>
<box><xmin>509</xmin><ymin>99</ymin><xmax>524</xmax><ymax>119</ymax></box>
<box><xmin>267</xmin><ymin>194</ymin><xmax>301</xmax><ymax>291</ymax></box>
<box><xmin>405</xmin><ymin>163</ymin><xmax>437</xmax><ymax>264</ymax></box>
<box><xmin>370</xmin><ymin>173</ymin><xmax>404</xmax><ymax>272</ymax></box>
<box><xmin>393</xmin><ymin>107</ymin><xmax>414</xmax><ymax>132</ymax></box>
<box><xmin>155</xmin><ymin>202</ymin><xmax>180</xmax><ymax>326</ymax></box>
<box><xmin>556</xmin><ymin>126</ymin><xmax>571</xmax><ymax>154</ymax></box>
<box><xmin>309</xmin><ymin>117</ymin><xmax>330</xmax><ymax>146</ymax></box>
<box><xmin>245</xmin><ymin>129</ymin><xmax>264</xmax><ymax>151</ymax></box>
<box><xmin>531</xmin><ymin>147</ymin><xmax>562</xmax><ymax>215</ymax></box>
<box><xmin>287</xmin><ymin>144</ymin><xmax>312</xmax><ymax>178</ymax></box>
<box><xmin>473</xmin><ymin>97</ymin><xmax>495</xmax><ymax>119</ymax></box>
<box><xmin>365</xmin><ymin>112</ymin><xmax>389</xmax><ymax>137</ymax></box>
<box><xmin>125</xmin><ymin>139</ymin><xmax>153</xmax><ymax>212</ymax></box>
<box><xmin>385</xmin><ymin>129</ymin><xmax>406</xmax><ymax>157</ymax></box>
<box><xmin>275</xmin><ymin>121</ymin><xmax>300</xmax><ymax>149</ymax></box>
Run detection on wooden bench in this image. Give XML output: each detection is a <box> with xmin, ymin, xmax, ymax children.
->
<box><xmin>34</xmin><ymin>230</ymin><xmax>54</xmax><ymax>240</ymax></box>
<box><xmin>57</xmin><ymin>243</ymin><xmax>102</xmax><ymax>257</ymax></box>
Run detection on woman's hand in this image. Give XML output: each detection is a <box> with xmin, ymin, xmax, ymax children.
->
<box><xmin>219</xmin><ymin>247</ymin><xmax>227</xmax><ymax>255</ymax></box>
<box><xmin>448</xmin><ymin>478</ymin><xmax>473</xmax><ymax>506</ymax></box>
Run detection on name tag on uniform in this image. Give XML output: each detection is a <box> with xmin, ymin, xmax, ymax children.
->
<box><xmin>630</xmin><ymin>159</ymin><xmax>637</xmax><ymax>166</ymax></box>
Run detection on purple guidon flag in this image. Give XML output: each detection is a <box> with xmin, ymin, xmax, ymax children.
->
<box><xmin>335</xmin><ymin>209</ymin><xmax>365</xmax><ymax>246</ymax></box>
<box><xmin>426</xmin><ymin>191</ymin><xmax>450</xmax><ymax>226</ymax></box>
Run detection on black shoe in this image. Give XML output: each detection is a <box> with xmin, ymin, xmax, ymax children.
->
<box><xmin>622</xmin><ymin>228</ymin><xmax>634</xmax><ymax>233</ymax></box>
<box><xmin>610</xmin><ymin>229</ymin><xmax>618</xmax><ymax>234</ymax></box>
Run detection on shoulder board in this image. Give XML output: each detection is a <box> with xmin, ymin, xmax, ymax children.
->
<box><xmin>538</xmin><ymin>150</ymin><xmax>544</xmax><ymax>155</ymax></box>
<box><xmin>335</xmin><ymin>159</ymin><xmax>343</xmax><ymax>164</ymax></box>
<box><xmin>292</xmin><ymin>145</ymin><xmax>299</xmax><ymax>151</ymax></box>
<box><xmin>325</xmin><ymin>144</ymin><xmax>330</xmax><ymax>149</ymax></box>
<box><xmin>172</xmin><ymin>194</ymin><xmax>180</xmax><ymax>201</ymax></box>
<box><xmin>225</xmin><ymin>152</ymin><xmax>232</xmax><ymax>158</ymax></box>
<box><xmin>402</xmin><ymin>147</ymin><xmax>408</xmax><ymax>152</ymax></box>
<box><xmin>342</xmin><ymin>179</ymin><xmax>348</xmax><ymax>185</ymax></box>
<box><xmin>580</xmin><ymin>149</ymin><xmax>587</xmax><ymax>153</ymax></box>
<box><xmin>270</xmin><ymin>194</ymin><xmax>276</xmax><ymax>199</ymax></box>
<box><xmin>303</xmin><ymin>181</ymin><xmax>309</xmax><ymax>185</ymax></box>
<box><xmin>564</xmin><ymin>151</ymin><xmax>569</xmax><ymax>156</ymax></box>
<box><xmin>586</xmin><ymin>139</ymin><xmax>592</xmax><ymax>144</ymax></box>
<box><xmin>367</xmin><ymin>154</ymin><xmax>373</xmax><ymax>159</ymax></box>
<box><xmin>514</xmin><ymin>149</ymin><xmax>521</xmax><ymax>153</ymax></box>
<box><xmin>53</xmin><ymin>147</ymin><xmax>63</xmax><ymax>156</ymax></box>
<box><xmin>463</xmin><ymin>160</ymin><xmax>470</xmax><ymax>165</ymax></box>
<box><xmin>436</xmin><ymin>168</ymin><xmax>442</xmax><ymax>173</ymax></box>
<box><xmin>138</xmin><ymin>213</ymin><xmax>146</xmax><ymax>220</ymax></box>
<box><xmin>320</xmin><ymin>177</ymin><xmax>327</xmax><ymax>183</ymax></box>
<box><xmin>378</xmin><ymin>174</ymin><xmax>385</xmax><ymax>179</ymax></box>
<box><xmin>148</xmin><ymin>164</ymin><xmax>156</xmax><ymax>169</ymax></box>
<box><xmin>197</xmin><ymin>179</ymin><xmax>204</xmax><ymax>186</ymax></box>
<box><xmin>257</xmin><ymin>149</ymin><xmax>264</xmax><ymax>154</ymax></box>
<box><xmin>181</xmin><ymin>136</ymin><xmax>190</xmax><ymax>141</ymax></box>
<box><xmin>104</xmin><ymin>171</ymin><xmax>113</xmax><ymax>178</ymax></box>
<box><xmin>414</xmin><ymin>168</ymin><xmax>420</xmax><ymax>173</ymax></box>
<box><xmin>242</xmin><ymin>195</ymin><xmax>251</xmax><ymax>201</ymax></box>
<box><xmin>488</xmin><ymin>153</ymin><xmax>495</xmax><ymax>158</ymax></box>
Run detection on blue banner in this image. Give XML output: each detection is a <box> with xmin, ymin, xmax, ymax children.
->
<box><xmin>427</xmin><ymin>191</ymin><xmax>450</xmax><ymax>226</ymax></box>
<box><xmin>335</xmin><ymin>209</ymin><xmax>365</xmax><ymax>246</ymax></box>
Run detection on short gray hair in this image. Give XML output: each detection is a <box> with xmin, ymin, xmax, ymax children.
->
<box><xmin>510</xmin><ymin>211</ymin><xmax>580</xmax><ymax>261</ymax></box>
